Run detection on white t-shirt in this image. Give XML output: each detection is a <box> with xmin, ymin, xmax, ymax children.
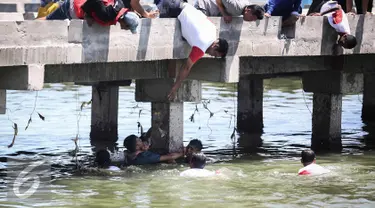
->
<box><xmin>320</xmin><ymin>1</ymin><xmax>350</xmax><ymax>34</ymax></box>
<box><xmin>109</xmin><ymin>150</ymin><xmax>126</xmax><ymax>163</ymax></box>
<box><xmin>180</xmin><ymin>168</ymin><xmax>216</xmax><ymax>177</ymax></box>
<box><xmin>298</xmin><ymin>163</ymin><xmax>330</xmax><ymax>176</ymax></box>
<box><xmin>178</xmin><ymin>3</ymin><xmax>217</xmax><ymax>63</ymax></box>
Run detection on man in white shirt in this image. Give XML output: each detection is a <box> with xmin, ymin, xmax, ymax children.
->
<box><xmin>159</xmin><ymin>1</ymin><xmax>229</xmax><ymax>100</ymax></box>
<box><xmin>308</xmin><ymin>0</ymin><xmax>357</xmax><ymax>49</ymax></box>
<box><xmin>180</xmin><ymin>152</ymin><xmax>216</xmax><ymax>177</ymax></box>
<box><xmin>298</xmin><ymin>150</ymin><xmax>330</xmax><ymax>176</ymax></box>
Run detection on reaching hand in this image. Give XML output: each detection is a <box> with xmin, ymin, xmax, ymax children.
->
<box><xmin>146</xmin><ymin>10</ymin><xmax>159</xmax><ymax>18</ymax></box>
<box><xmin>167</xmin><ymin>88</ymin><xmax>177</xmax><ymax>101</ymax></box>
<box><xmin>264</xmin><ymin>13</ymin><xmax>271</xmax><ymax>18</ymax></box>
<box><xmin>223</xmin><ymin>15</ymin><xmax>232</xmax><ymax>23</ymax></box>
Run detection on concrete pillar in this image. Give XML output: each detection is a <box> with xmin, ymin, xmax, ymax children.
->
<box><xmin>151</xmin><ymin>102</ymin><xmax>184</xmax><ymax>153</ymax></box>
<box><xmin>303</xmin><ymin>71</ymin><xmax>363</xmax><ymax>152</ymax></box>
<box><xmin>311</xmin><ymin>93</ymin><xmax>342</xmax><ymax>151</ymax></box>
<box><xmin>237</xmin><ymin>76</ymin><xmax>264</xmax><ymax>133</ymax></box>
<box><xmin>90</xmin><ymin>83</ymin><xmax>119</xmax><ymax>142</ymax></box>
<box><xmin>362</xmin><ymin>74</ymin><xmax>375</xmax><ymax>122</ymax></box>
<box><xmin>0</xmin><ymin>90</ymin><xmax>5</xmax><ymax>114</ymax></box>
<box><xmin>135</xmin><ymin>78</ymin><xmax>201</xmax><ymax>153</ymax></box>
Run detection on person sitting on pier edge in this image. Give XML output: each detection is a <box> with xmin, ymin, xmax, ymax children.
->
<box><xmin>263</xmin><ymin>0</ymin><xmax>303</xmax><ymax>26</ymax></box>
<box><xmin>180</xmin><ymin>152</ymin><xmax>216</xmax><ymax>177</ymax></box>
<box><xmin>157</xmin><ymin>1</ymin><xmax>228</xmax><ymax>100</ymax></box>
<box><xmin>38</xmin><ymin>0</ymin><xmax>140</xmax><ymax>34</ymax></box>
<box><xmin>184</xmin><ymin>139</ymin><xmax>203</xmax><ymax>163</ymax></box>
<box><xmin>124</xmin><ymin>134</ymin><xmax>184</xmax><ymax>165</ymax></box>
<box><xmin>308</xmin><ymin>0</ymin><xmax>357</xmax><ymax>49</ymax></box>
<box><xmin>96</xmin><ymin>149</ymin><xmax>121</xmax><ymax>171</ymax></box>
<box><xmin>194</xmin><ymin>0</ymin><xmax>265</xmax><ymax>23</ymax></box>
<box><xmin>298</xmin><ymin>149</ymin><xmax>330</xmax><ymax>175</ymax></box>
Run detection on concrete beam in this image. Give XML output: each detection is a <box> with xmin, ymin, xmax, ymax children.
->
<box><xmin>75</xmin><ymin>80</ymin><xmax>132</xmax><ymax>86</ymax></box>
<box><xmin>0</xmin><ymin>64</ymin><xmax>44</xmax><ymax>90</ymax></box>
<box><xmin>0</xmin><ymin>13</ymin><xmax>24</xmax><ymax>21</ymax></box>
<box><xmin>0</xmin><ymin>3</ymin><xmax>39</xmax><ymax>13</ymax></box>
<box><xmin>303</xmin><ymin>71</ymin><xmax>363</xmax><ymax>94</ymax></box>
<box><xmin>135</xmin><ymin>79</ymin><xmax>201</xmax><ymax>102</ymax></box>
<box><xmin>0</xmin><ymin>90</ymin><xmax>5</xmax><ymax>114</ymax></box>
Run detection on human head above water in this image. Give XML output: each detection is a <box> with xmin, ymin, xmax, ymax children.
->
<box><xmin>301</xmin><ymin>149</ymin><xmax>316</xmax><ymax>166</ymax></box>
<box><xmin>95</xmin><ymin>149</ymin><xmax>111</xmax><ymax>168</ymax></box>
<box><xmin>186</xmin><ymin>139</ymin><xmax>203</xmax><ymax>153</ymax></box>
<box><xmin>206</xmin><ymin>38</ymin><xmax>229</xmax><ymax>58</ymax></box>
<box><xmin>338</xmin><ymin>34</ymin><xmax>357</xmax><ymax>49</ymax></box>
<box><xmin>243</xmin><ymin>5</ymin><xmax>265</xmax><ymax>22</ymax></box>
<box><xmin>190</xmin><ymin>152</ymin><xmax>207</xmax><ymax>169</ymax></box>
<box><xmin>123</xmin><ymin>134</ymin><xmax>143</xmax><ymax>153</ymax></box>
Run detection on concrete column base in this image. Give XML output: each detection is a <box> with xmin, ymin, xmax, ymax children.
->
<box><xmin>237</xmin><ymin>76</ymin><xmax>264</xmax><ymax>133</ymax></box>
<box><xmin>362</xmin><ymin>73</ymin><xmax>375</xmax><ymax>122</ymax></box>
<box><xmin>90</xmin><ymin>83</ymin><xmax>119</xmax><ymax>142</ymax></box>
<box><xmin>150</xmin><ymin>102</ymin><xmax>183</xmax><ymax>154</ymax></box>
<box><xmin>312</xmin><ymin>93</ymin><xmax>342</xmax><ymax>152</ymax></box>
<box><xmin>0</xmin><ymin>90</ymin><xmax>5</xmax><ymax>114</ymax></box>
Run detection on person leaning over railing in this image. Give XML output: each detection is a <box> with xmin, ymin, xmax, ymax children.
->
<box><xmin>263</xmin><ymin>0</ymin><xmax>303</xmax><ymax>26</ymax></box>
<box><xmin>193</xmin><ymin>0</ymin><xmax>265</xmax><ymax>23</ymax></box>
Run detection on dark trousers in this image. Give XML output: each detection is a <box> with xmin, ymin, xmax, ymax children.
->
<box><xmin>157</xmin><ymin>0</ymin><xmax>183</xmax><ymax>18</ymax></box>
<box><xmin>355</xmin><ymin>0</ymin><xmax>373</xmax><ymax>13</ymax></box>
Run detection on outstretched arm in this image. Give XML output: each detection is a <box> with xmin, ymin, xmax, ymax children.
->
<box><xmin>167</xmin><ymin>58</ymin><xmax>194</xmax><ymax>100</ymax></box>
<box><xmin>168</xmin><ymin>46</ymin><xmax>204</xmax><ymax>100</ymax></box>
<box><xmin>131</xmin><ymin>0</ymin><xmax>159</xmax><ymax>18</ymax></box>
<box><xmin>216</xmin><ymin>0</ymin><xmax>232</xmax><ymax>23</ymax></box>
<box><xmin>160</xmin><ymin>152</ymin><xmax>184</xmax><ymax>161</ymax></box>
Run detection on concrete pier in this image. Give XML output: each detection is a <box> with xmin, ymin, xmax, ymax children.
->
<box><xmin>362</xmin><ymin>74</ymin><xmax>375</xmax><ymax>122</ymax></box>
<box><xmin>90</xmin><ymin>83</ymin><xmax>119</xmax><ymax>142</ymax></box>
<box><xmin>311</xmin><ymin>93</ymin><xmax>342</xmax><ymax>151</ymax></box>
<box><xmin>1</xmin><ymin>14</ymin><xmax>375</xmax><ymax>152</ymax></box>
<box><xmin>237</xmin><ymin>76</ymin><xmax>263</xmax><ymax>133</ymax></box>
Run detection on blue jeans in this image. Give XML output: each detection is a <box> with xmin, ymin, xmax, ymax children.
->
<box><xmin>46</xmin><ymin>0</ymin><xmax>72</xmax><ymax>20</ymax></box>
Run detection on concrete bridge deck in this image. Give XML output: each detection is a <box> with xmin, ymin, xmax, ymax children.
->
<box><xmin>1</xmin><ymin>15</ymin><xmax>375</xmax><ymax>152</ymax></box>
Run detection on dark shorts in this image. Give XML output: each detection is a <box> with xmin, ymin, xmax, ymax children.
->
<box><xmin>157</xmin><ymin>0</ymin><xmax>183</xmax><ymax>18</ymax></box>
<box><xmin>46</xmin><ymin>0</ymin><xmax>71</xmax><ymax>20</ymax></box>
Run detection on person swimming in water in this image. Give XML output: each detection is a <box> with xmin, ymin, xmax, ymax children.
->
<box><xmin>184</xmin><ymin>139</ymin><xmax>203</xmax><ymax>163</ymax></box>
<box><xmin>95</xmin><ymin>149</ymin><xmax>121</xmax><ymax>171</ymax></box>
<box><xmin>180</xmin><ymin>152</ymin><xmax>216</xmax><ymax>177</ymax></box>
<box><xmin>298</xmin><ymin>149</ymin><xmax>330</xmax><ymax>175</ymax></box>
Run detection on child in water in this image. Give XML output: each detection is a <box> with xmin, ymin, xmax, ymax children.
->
<box><xmin>180</xmin><ymin>153</ymin><xmax>216</xmax><ymax>177</ymax></box>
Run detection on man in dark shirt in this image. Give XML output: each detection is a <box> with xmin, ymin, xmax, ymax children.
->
<box><xmin>123</xmin><ymin>134</ymin><xmax>184</xmax><ymax>165</ymax></box>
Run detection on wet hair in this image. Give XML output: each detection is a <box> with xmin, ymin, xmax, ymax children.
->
<box><xmin>244</xmin><ymin>4</ymin><xmax>265</xmax><ymax>20</ymax></box>
<box><xmin>342</xmin><ymin>35</ymin><xmax>357</xmax><ymax>49</ymax></box>
<box><xmin>301</xmin><ymin>150</ymin><xmax>316</xmax><ymax>165</ymax></box>
<box><xmin>216</xmin><ymin>38</ymin><xmax>229</xmax><ymax>58</ymax></box>
<box><xmin>190</xmin><ymin>153</ymin><xmax>207</xmax><ymax>169</ymax></box>
<box><xmin>95</xmin><ymin>150</ymin><xmax>111</xmax><ymax>168</ymax></box>
<box><xmin>187</xmin><ymin>139</ymin><xmax>203</xmax><ymax>152</ymax></box>
<box><xmin>123</xmin><ymin>134</ymin><xmax>138</xmax><ymax>153</ymax></box>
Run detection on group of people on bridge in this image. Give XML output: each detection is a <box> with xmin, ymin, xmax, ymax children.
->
<box><xmin>35</xmin><ymin>0</ymin><xmax>361</xmax><ymax>99</ymax></box>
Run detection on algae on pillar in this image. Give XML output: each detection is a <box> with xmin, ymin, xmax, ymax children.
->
<box><xmin>237</xmin><ymin>76</ymin><xmax>264</xmax><ymax>133</ymax></box>
<box><xmin>136</xmin><ymin>79</ymin><xmax>201</xmax><ymax>153</ymax></box>
<box><xmin>90</xmin><ymin>83</ymin><xmax>120</xmax><ymax>142</ymax></box>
